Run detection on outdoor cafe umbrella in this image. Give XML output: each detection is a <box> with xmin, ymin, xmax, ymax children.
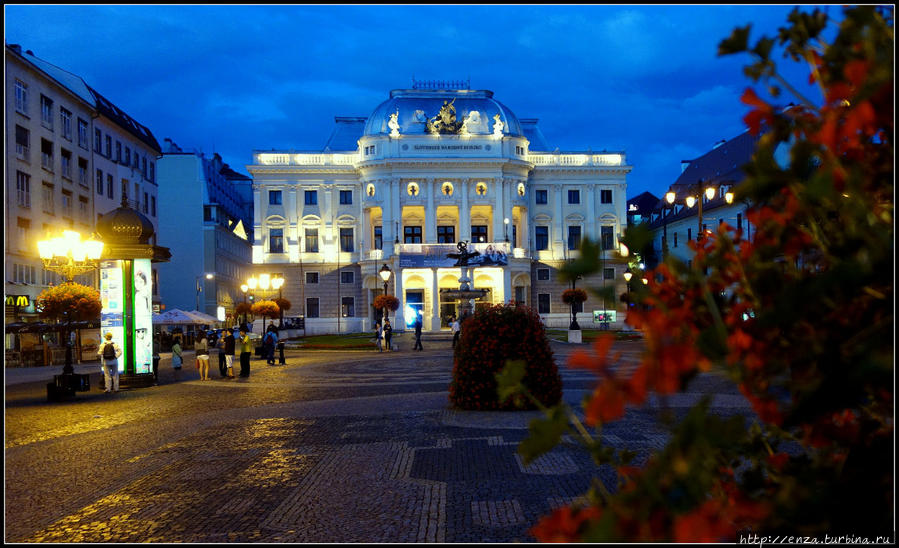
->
<box><xmin>185</xmin><ymin>310</ymin><xmax>218</xmax><ymax>324</ymax></box>
<box><xmin>152</xmin><ymin>308</ymin><xmax>200</xmax><ymax>325</ymax></box>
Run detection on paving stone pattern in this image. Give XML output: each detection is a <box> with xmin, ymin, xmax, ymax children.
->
<box><xmin>4</xmin><ymin>339</ymin><xmax>753</xmax><ymax>543</ymax></box>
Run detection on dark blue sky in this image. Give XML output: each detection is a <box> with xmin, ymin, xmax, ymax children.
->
<box><xmin>4</xmin><ymin>4</ymin><xmax>833</xmax><ymax>197</ymax></box>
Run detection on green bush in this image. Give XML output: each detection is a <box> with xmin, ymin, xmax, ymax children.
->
<box><xmin>450</xmin><ymin>303</ymin><xmax>562</xmax><ymax>410</ymax></box>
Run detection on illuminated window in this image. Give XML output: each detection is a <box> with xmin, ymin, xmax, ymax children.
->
<box><xmin>407</xmin><ymin>182</ymin><xmax>419</xmax><ymax>196</ymax></box>
<box><xmin>475</xmin><ymin>182</ymin><xmax>487</xmax><ymax>196</ymax></box>
<box><xmin>366</xmin><ymin>183</ymin><xmax>375</xmax><ymax>197</ymax></box>
<box><xmin>305</xmin><ymin>228</ymin><xmax>319</xmax><ymax>252</ymax></box>
<box><xmin>442</xmin><ymin>182</ymin><xmax>453</xmax><ymax>196</ymax></box>
<box><xmin>341</xmin><ymin>297</ymin><xmax>355</xmax><ymax>317</ymax></box>
<box><xmin>517</xmin><ymin>183</ymin><xmax>526</xmax><ymax>197</ymax></box>
<box><xmin>269</xmin><ymin>229</ymin><xmax>283</xmax><ymax>253</ymax></box>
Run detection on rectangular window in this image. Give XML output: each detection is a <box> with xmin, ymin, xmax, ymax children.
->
<box><xmin>16</xmin><ymin>218</ymin><xmax>29</xmax><ymax>249</ymax></box>
<box><xmin>340</xmin><ymin>227</ymin><xmax>354</xmax><ymax>252</ymax></box>
<box><xmin>537</xmin><ymin>268</ymin><xmax>550</xmax><ymax>281</ymax></box>
<box><xmin>60</xmin><ymin>149</ymin><xmax>72</xmax><ymax>179</ymax></box>
<box><xmin>77</xmin><ymin>118</ymin><xmax>88</xmax><ymax>148</ymax></box>
<box><xmin>535</xmin><ymin>189</ymin><xmax>548</xmax><ymax>204</ymax></box>
<box><xmin>107</xmin><ymin>174</ymin><xmax>114</xmax><ymax>199</ymax></box>
<box><xmin>601</xmin><ymin>189</ymin><xmax>613</xmax><ymax>204</ymax></box>
<box><xmin>674</xmin><ymin>232</ymin><xmax>678</xmax><ymax>248</ymax></box>
<box><xmin>538</xmin><ymin>293</ymin><xmax>551</xmax><ymax>314</ymax></box>
<box><xmin>567</xmin><ymin>225</ymin><xmax>581</xmax><ymax>250</ymax></box>
<box><xmin>304</xmin><ymin>190</ymin><xmax>318</xmax><ymax>205</ymax></box>
<box><xmin>305</xmin><ymin>272</ymin><xmax>319</xmax><ymax>284</ymax></box>
<box><xmin>535</xmin><ymin>226</ymin><xmax>549</xmax><ymax>251</ymax></box>
<box><xmin>79</xmin><ymin>195</ymin><xmax>90</xmax><ymax>221</ymax></box>
<box><xmin>96</xmin><ymin>169</ymin><xmax>104</xmax><ymax>194</ymax></box>
<box><xmin>115</xmin><ymin>141</ymin><xmax>122</xmax><ymax>162</ymax></box>
<box><xmin>60</xmin><ymin>107</ymin><xmax>72</xmax><ymax>139</ymax></box>
<box><xmin>61</xmin><ymin>190</ymin><xmax>73</xmax><ymax>218</ymax></box>
<box><xmin>404</xmin><ymin>225</ymin><xmax>422</xmax><ymax>244</ymax></box>
<box><xmin>737</xmin><ymin>213</ymin><xmax>743</xmax><ymax>231</ymax></box>
<box><xmin>143</xmin><ymin>191</ymin><xmax>149</xmax><ymax>214</ymax></box>
<box><xmin>204</xmin><ymin>205</ymin><xmax>215</xmax><ymax>222</ymax></box>
<box><xmin>105</xmin><ymin>135</ymin><xmax>112</xmax><ymax>158</ymax></box>
<box><xmin>603</xmin><ymin>267</ymin><xmax>615</xmax><ymax>280</ymax></box>
<box><xmin>133</xmin><ymin>151</ymin><xmax>139</xmax><ymax>169</ymax></box>
<box><xmin>151</xmin><ymin>195</ymin><xmax>156</xmax><ymax>217</ymax></box>
<box><xmin>269</xmin><ymin>190</ymin><xmax>282</xmax><ymax>205</ymax></box>
<box><xmin>94</xmin><ymin>129</ymin><xmax>102</xmax><ymax>152</ymax></box>
<box><xmin>14</xmin><ymin>264</ymin><xmax>37</xmax><ymax>285</ymax></box>
<box><xmin>600</xmin><ymin>226</ymin><xmax>614</xmax><ymax>251</ymax></box>
<box><xmin>78</xmin><ymin>157</ymin><xmax>88</xmax><ymax>187</ymax></box>
<box><xmin>374</xmin><ymin>226</ymin><xmax>383</xmax><ymax>250</ymax></box>
<box><xmin>149</xmin><ymin>162</ymin><xmax>155</xmax><ymax>183</ymax></box>
<box><xmin>512</xmin><ymin>225</ymin><xmax>518</xmax><ymax>248</ymax></box>
<box><xmin>40</xmin><ymin>95</ymin><xmax>53</xmax><ymax>128</ymax></box>
<box><xmin>568</xmin><ymin>189</ymin><xmax>580</xmax><ymax>204</ymax></box>
<box><xmin>341</xmin><ymin>297</ymin><xmax>355</xmax><ymax>318</ymax></box>
<box><xmin>41</xmin><ymin>139</ymin><xmax>53</xmax><ymax>171</ymax></box>
<box><xmin>15</xmin><ymin>125</ymin><xmax>30</xmax><ymax>160</ymax></box>
<box><xmin>339</xmin><ymin>190</ymin><xmax>352</xmax><ymax>205</ymax></box>
<box><xmin>305</xmin><ymin>228</ymin><xmax>319</xmax><ymax>252</ymax></box>
<box><xmin>125</xmin><ymin>147</ymin><xmax>131</xmax><ymax>166</ymax></box>
<box><xmin>306</xmin><ymin>298</ymin><xmax>320</xmax><ymax>318</ymax></box>
<box><xmin>142</xmin><ymin>157</ymin><xmax>147</xmax><ymax>179</ymax></box>
<box><xmin>340</xmin><ymin>271</ymin><xmax>354</xmax><ymax>284</ymax></box>
<box><xmin>15</xmin><ymin>79</ymin><xmax>28</xmax><ymax>113</ymax></box>
<box><xmin>687</xmin><ymin>228</ymin><xmax>693</xmax><ymax>241</ymax></box>
<box><xmin>471</xmin><ymin>225</ymin><xmax>487</xmax><ymax>243</ymax></box>
<box><xmin>269</xmin><ymin>228</ymin><xmax>284</xmax><ymax>253</ymax></box>
<box><xmin>437</xmin><ymin>225</ymin><xmax>455</xmax><ymax>243</ymax></box>
<box><xmin>16</xmin><ymin>171</ymin><xmax>31</xmax><ymax>208</ymax></box>
<box><xmin>42</xmin><ymin>182</ymin><xmax>54</xmax><ymax>214</ymax></box>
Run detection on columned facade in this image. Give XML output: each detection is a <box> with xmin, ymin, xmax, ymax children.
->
<box><xmin>247</xmin><ymin>85</ymin><xmax>631</xmax><ymax>334</ymax></box>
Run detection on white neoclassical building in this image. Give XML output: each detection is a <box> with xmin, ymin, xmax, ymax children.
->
<box><xmin>246</xmin><ymin>83</ymin><xmax>632</xmax><ymax>334</ymax></box>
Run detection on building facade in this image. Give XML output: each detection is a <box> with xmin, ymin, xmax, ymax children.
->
<box><xmin>645</xmin><ymin>130</ymin><xmax>759</xmax><ymax>268</ymax></box>
<box><xmin>5</xmin><ymin>44</ymin><xmax>162</xmax><ymax>326</ymax></box>
<box><xmin>247</xmin><ymin>84</ymin><xmax>632</xmax><ymax>333</ymax></box>
<box><xmin>155</xmin><ymin>140</ymin><xmax>253</xmax><ymax>321</ymax></box>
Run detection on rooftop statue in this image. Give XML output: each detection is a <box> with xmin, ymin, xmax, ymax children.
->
<box><xmin>427</xmin><ymin>99</ymin><xmax>463</xmax><ymax>135</ymax></box>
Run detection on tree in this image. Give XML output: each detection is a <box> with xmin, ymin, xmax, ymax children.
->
<box><xmin>500</xmin><ymin>5</ymin><xmax>893</xmax><ymax>541</ymax></box>
<box><xmin>35</xmin><ymin>282</ymin><xmax>102</xmax><ymax>374</ymax></box>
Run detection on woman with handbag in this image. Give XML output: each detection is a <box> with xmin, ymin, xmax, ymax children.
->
<box><xmin>196</xmin><ymin>332</ymin><xmax>210</xmax><ymax>380</ymax></box>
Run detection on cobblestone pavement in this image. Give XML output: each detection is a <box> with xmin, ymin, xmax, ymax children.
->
<box><xmin>4</xmin><ymin>337</ymin><xmax>752</xmax><ymax>543</ymax></box>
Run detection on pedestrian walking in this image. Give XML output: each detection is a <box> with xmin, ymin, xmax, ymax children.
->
<box><xmin>264</xmin><ymin>326</ymin><xmax>277</xmax><ymax>366</ymax></box>
<box><xmin>171</xmin><ymin>337</ymin><xmax>183</xmax><ymax>370</ymax></box>
<box><xmin>383</xmin><ymin>319</ymin><xmax>393</xmax><ymax>352</ymax></box>
<box><xmin>238</xmin><ymin>328</ymin><xmax>252</xmax><ymax>378</ymax></box>
<box><xmin>224</xmin><ymin>329</ymin><xmax>236</xmax><ymax>379</ymax></box>
<box><xmin>98</xmin><ymin>332</ymin><xmax>122</xmax><ymax>393</ymax></box>
<box><xmin>413</xmin><ymin>316</ymin><xmax>423</xmax><ymax>351</ymax></box>
<box><xmin>277</xmin><ymin>338</ymin><xmax>286</xmax><ymax>365</ymax></box>
<box><xmin>196</xmin><ymin>332</ymin><xmax>210</xmax><ymax>380</ymax></box>
<box><xmin>375</xmin><ymin>321</ymin><xmax>383</xmax><ymax>352</ymax></box>
<box><xmin>216</xmin><ymin>332</ymin><xmax>227</xmax><ymax>377</ymax></box>
<box><xmin>451</xmin><ymin>316</ymin><xmax>460</xmax><ymax>349</ymax></box>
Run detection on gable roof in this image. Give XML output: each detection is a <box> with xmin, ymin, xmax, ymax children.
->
<box><xmin>323</xmin><ymin>117</ymin><xmax>367</xmax><ymax>151</ymax></box>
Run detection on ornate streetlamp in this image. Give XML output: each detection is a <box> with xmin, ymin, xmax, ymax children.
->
<box><xmin>662</xmin><ymin>189</ymin><xmax>676</xmax><ymax>258</ymax></box>
<box><xmin>196</xmin><ymin>273</ymin><xmax>213</xmax><ymax>312</ymax></box>
<box><xmin>379</xmin><ymin>263</ymin><xmax>392</xmax><ymax>321</ymax></box>
<box><xmin>37</xmin><ymin>230</ymin><xmax>104</xmax><ymax>383</ymax></box>
<box><xmin>684</xmin><ymin>178</ymin><xmax>717</xmax><ymax>241</ymax></box>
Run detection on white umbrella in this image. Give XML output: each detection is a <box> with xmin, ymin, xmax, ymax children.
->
<box><xmin>185</xmin><ymin>310</ymin><xmax>218</xmax><ymax>324</ymax></box>
<box><xmin>153</xmin><ymin>309</ymin><xmax>199</xmax><ymax>325</ymax></box>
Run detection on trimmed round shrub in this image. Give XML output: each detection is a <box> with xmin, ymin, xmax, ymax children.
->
<box><xmin>449</xmin><ymin>303</ymin><xmax>562</xmax><ymax>410</ymax></box>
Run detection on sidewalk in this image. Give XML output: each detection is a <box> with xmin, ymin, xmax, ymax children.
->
<box><xmin>4</xmin><ymin>352</ymin><xmax>184</xmax><ymax>387</ymax></box>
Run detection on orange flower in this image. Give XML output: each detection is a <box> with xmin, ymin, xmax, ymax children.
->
<box><xmin>530</xmin><ymin>506</ymin><xmax>602</xmax><ymax>542</ymax></box>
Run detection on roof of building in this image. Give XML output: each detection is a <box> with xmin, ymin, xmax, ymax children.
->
<box><xmin>627</xmin><ymin>191</ymin><xmax>661</xmax><ymax>216</ymax></box>
<box><xmin>519</xmin><ymin>118</ymin><xmax>551</xmax><ymax>151</ymax></box>
<box><xmin>362</xmin><ymin>88</ymin><xmax>524</xmax><ymax>138</ymax></box>
<box><xmin>323</xmin><ymin>117</ymin><xmax>367</xmax><ymax>151</ymax></box>
<box><xmin>9</xmin><ymin>44</ymin><xmax>161</xmax><ymax>153</ymax></box>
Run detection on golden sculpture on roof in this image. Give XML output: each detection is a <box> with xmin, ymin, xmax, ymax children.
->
<box><xmin>426</xmin><ymin>99</ymin><xmax>463</xmax><ymax>135</ymax></box>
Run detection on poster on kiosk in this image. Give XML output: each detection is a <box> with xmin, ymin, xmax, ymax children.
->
<box><xmin>100</xmin><ymin>258</ymin><xmax>153</xmax><ymax>375</ymax></box>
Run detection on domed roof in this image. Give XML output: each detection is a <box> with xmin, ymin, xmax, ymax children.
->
<box><xmin>363</xmin><ymin>89</ymin><xmax>523</xmax><ymax>137</ymax></box>
<box><xmin>96</xmin><ymin>203</ymin><xmax>155</xmax><ymax>245</ymax></box>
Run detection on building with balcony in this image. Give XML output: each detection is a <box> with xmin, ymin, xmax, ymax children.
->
<box><xmin>247</xmin><ymin>83</ymin><xmax>632</xmax><ymax>334</ymax></box>
<box><xmin>5</xmin><ymin>44</ymin><xmax>162</xmax><ymax>326</ymax></box>
<box><xmin>156</xmin><ymin>140</ymin><xmax>254</xmax><ymax>321</ymax></box>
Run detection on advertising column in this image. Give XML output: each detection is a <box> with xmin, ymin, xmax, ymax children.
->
<box><xmin>100</xmin><ymin>260</ymin><xmax>126</xmax><ymax>373</ymax></box>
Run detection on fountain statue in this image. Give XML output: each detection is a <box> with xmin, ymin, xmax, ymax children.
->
<box><xmin>441</xmin><ymin>241</ymin><xmax>488</xmax><ymax>320</ymax></box>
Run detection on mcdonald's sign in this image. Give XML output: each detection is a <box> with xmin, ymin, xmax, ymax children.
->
<box><xmin>5</xmin><ymin>295</ymin><xmax>31</xmax><ymax>307</ymax></box>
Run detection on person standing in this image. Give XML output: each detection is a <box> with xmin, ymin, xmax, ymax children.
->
<box><xmin>216</xmin><ymin>331</ymin><xmax>227</xmax><ymax>377</ymax></box>
<box><xmin>224</xmin><ymin>329</ymin><xmax>236</xmax><ymax>379</ymax></box>
<box><xmin>374</xmin><ymin>321</ymin><xmax>383</xmax><ymax>352</ymax></box>
<box><xmin>196</xmin><ymin>332</ymin><xmax>210</xmax><ymax>380</ymax></box>
<box><xmin>238</xmin><ymin>328</ymin><xmax>252</xmax><ymax>378</ymax></box>
<box><xmin>413</xmin><ymin>316</ymin><xmax>423</xmax><ymax>351</ymax></box>
<box><xmin>98</xmin><ymin>332</ymin><xmax>122</xmax><ymax>393</ymax></box>
<box><xmin>264</xmin><ymin>326</ymin><xmax>277</xmax><ymax>366</ymax></box>
<box><xmin>277</xmin><ymin>336</ymin><xmax>286</xmax><ymax>365</ymax></box>
<box><xmin>451</xmin><ymin>316</ymin><xmax>461</xmax><ymax>349</ymax></box>
<box><xmin>171</xmin><ymin>337</ymin><xmax>183</xmax><ymax>370</ymax></box>
<box><xmin>383</xmin><ymin>319</ymin><xmax>393</xmax><ymax>352</ymax></box>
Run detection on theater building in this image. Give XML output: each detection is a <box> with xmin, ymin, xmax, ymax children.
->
<box><xmin>246</xmin><ymin>82</ymin><xmax>632</xmax><ymax>333</ymax></box>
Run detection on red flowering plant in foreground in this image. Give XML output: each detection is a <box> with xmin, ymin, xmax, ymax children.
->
<box><xmin>499</xmin><ymin>6</ymin><xmax>893</xmax><ymax>541</ymax></box>
<box><xmin>451</xmin><ymin>303</ymin><xmax>561</xmax><ymax>410</ymax></box>
<box><xmin>35</xmin><ymin>282</ymin><xmax>102</xmax><ymax>322</ymax></box>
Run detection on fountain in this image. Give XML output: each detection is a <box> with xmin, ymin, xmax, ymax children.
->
<box><xmin>440</xmin><ymin>241</ymin><xmax>488</xmax><ymax>320</ymax></box>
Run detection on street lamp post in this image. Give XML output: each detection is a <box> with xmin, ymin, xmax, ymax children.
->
<box><xmin>379</xmin><ymin>263</ymin><xmax>392</xmax><ymax>322</ymax></box>
<box><xmin>662</xmin><ymin>190</ymin><xmax>676</xmax><ymax>259</ymax></box>
<box><xmin>503</xmin><ymin>217</ymin><xmax>510</xmax><ymax>243</ymax></box>
<box><xmin>684</xmin><ymin>178</ymin><xmax>717</xmax><ymax>242</ymax></box>
<box><xmin>196</xmin><ymin>273</ymin><xmax>213</xmax><ymax>313</ymax></box>
<box><xmin>37</xmin><ymin>230</ymin><xmax>104</xmax><ymax>376</ymax></box>
<box><xmin>272</xmin><ymin>276</ymin><xmax>285</xmax><ymax>327</ymax></box>
<box><xmin>240</xmin><ymin>284</ymin><xmax>249</xmax><ymax>325</ymax></box>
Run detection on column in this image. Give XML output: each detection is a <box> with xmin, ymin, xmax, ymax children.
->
<box><xmin>393</xmin><ymin>178</ymin><xmax>401</xmax><ymax>247</ymax></box>
<box><xmin>360</xmin><ymin>207</ymin><xmax>369</xmax><ymax>257</ymax></box>
<box><xmin>425</xmin><ymin>178</ymin><xmax>437</xmax><ymax>243</ymax></box>
<box><xmin>382</xmin><ymin>179</ymin><xmax>395</xmax><ymax>258</ymax></box>
<box><xmin>492</xmin><ymin>177</ymin><xmax>505</xmax><ymax>243</ymax></box>
<box><xmin>430</xmin><ymin>268</ymin><xmax>440</xmax><ymax>331</ymax></box>
<box><xmin>460</xmin><ymin>178</ymin><xmax>471</xmax><ymax>243</ymax></box>
<box><xmin>502</xmin><ymin>267</ymin><xmax>512</xmax><ymax>305</ymax></box>
<box><xmin>585</xmin><ymin>184</ymin><xmax>597</xmax><ymax>240</ymax></box>
<box><xmin>395</xmin><ymin>266</ymin><xmax>406</xmax><ymax>330</ymax></box>
<box><xmin>553</xmin><ymin>186</ymin><xmax>564</xmax><ymax>256</ymax></box>
<box><xmin>504</xmin><ymin>178</ymin><xmax>514</xmax><ymax>247</ymax></box>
